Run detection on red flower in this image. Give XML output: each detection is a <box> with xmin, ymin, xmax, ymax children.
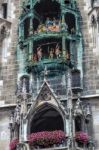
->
<box><xmin>75</xmin><ymin>131</ymin><xmax>89</xmax><ymax>144</ymax></box>
<box><xmin>28</xmin><ymin>130</ymin><xmax>66</xmax><ymax>147</ymax></box>
<box><xmin>9</xmin><ymin>138</ymin><xmax>19</xmax><ymax>150</ymax></box>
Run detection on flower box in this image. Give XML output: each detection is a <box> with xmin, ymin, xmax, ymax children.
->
<box><xmin>28</xmin><ymin>130</ymin><xmax>66</xmax><ymax>148</ymax></box>
<box><xmin>75</xmin><ymin>131</ymin><xmax>89</xmax><ymax>144</ymax></box>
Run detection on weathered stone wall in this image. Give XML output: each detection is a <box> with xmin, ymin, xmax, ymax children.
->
<box><xmin>91</xmin><ymin>99</ymin><xmax>99</xmax><ymax>149</ymax></box>
<box><xmin>0</xmin><ymin>0</ymin><xmax>20</xmax><ymax>149</ymax></box>
<box><xmin>77</xmin><ymin>0</ymin><xmax>97</xmax><ymax>96</ymax></box>
<box><xmin>0</xmin><ymin>0</ymin><xmax>20</xmax><ymax>104</ymax></box>
<box><xmin>77</xmin><ymin>1</ymin><xmax>99</xmax><ymax>149</ymax></box>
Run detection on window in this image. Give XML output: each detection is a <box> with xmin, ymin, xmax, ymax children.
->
<box><xmin>24</xmin><ymin>18</ymin><xmax>30</xmax><ymax>39</ymax></box>
<box><xmin>91</xmin><ymin>15</ymin><xmax>97</xmax><ymax>47</ymax></box>
<box><xmin>2</xmin><ymin>3</ymin><xmax>8</xmax><ymax>19</ymax></box>
<box><xmin>75</xmin><ymin>116</ymin><xmax>82</xmax><ymax>132</ymax></box>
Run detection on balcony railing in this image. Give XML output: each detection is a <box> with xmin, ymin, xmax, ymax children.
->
<box><xmin>26</xmin><ymin>57</ymin><xmax>73</xmax><ymax>75</ymax></box>
<box><xmin>28</xmin><ymin>31</ymin><xmax>81</xmax><ymax>42</ymax></box>
<box><xmin>20</xmin><ymin>16</ymin><xmax>81</xmax><ymax>42</ymax></box>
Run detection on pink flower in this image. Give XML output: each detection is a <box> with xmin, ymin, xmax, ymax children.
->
<box><xmin>75</xmin><ymin>131</ymin><xmax>89</xmax><ymax>144</ymax></box>
<box><xmin>9</xmin><ymin>138</ymin><xmax>19</xmax><ymax>150</ymax></box>
<box><xmin>28</xmin><ymin>130</ymin><xmax>66</xmax><ymax>147</ymax></box>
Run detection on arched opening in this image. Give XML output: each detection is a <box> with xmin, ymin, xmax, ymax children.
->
<box><xmin>24</xmin><ymin>17</ymin><xmax>30</xmax><ymax>39</ymax></box>
<box><xmin>30</xmin><ymin>104</ymin><xmax>64</xmax><ymax>133</ymax></box>
<box><xmin>33</xmin><ymin>0</ymin><xmax>61</xmax><ymax>33</ymax></box>
<box><xmin>65</xmin><ymin>13</ymin><xmax>76</xmax><ymax>34</ymax></box>
<box><xmin>75</xmin><ymin>116</ymin><xmax>82</xmax><ymax>132</ymax></box>
<box><xmin>33</xmin><ymin>18</ymin><xmax>40</xmax><ymax>34</ymax></box>
<box><xmin>34</xmin><ymin>0</ymin><xmax>60</xmax><ymax>20</ymax></box>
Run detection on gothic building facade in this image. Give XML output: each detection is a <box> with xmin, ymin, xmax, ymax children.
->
<box><xmin>0</xmin><ymin>0</ymin><xmax>99</xmax><ymax>150</ymax></box>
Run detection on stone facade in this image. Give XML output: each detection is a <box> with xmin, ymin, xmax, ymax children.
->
<box><xmin>0</xmin><ymin>0</ymin><xmax>20</xmax><ymax>149</ymax></box>
<box><xmin>0</xmin><ymin>0</ymin><xmax>99</xmax><ymax>150</ymax></box>
<box><xmin>0</xmin><ymin>0</ymin><xmax>20</xmax><ymax>104</ymax></box>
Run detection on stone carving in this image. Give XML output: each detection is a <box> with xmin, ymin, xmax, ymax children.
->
<box><xmin>74</xmin><ymin>98</ymin><xmax>83</xmax><ymax>116</ymax></box>
<box><xmin>41</xmin><ymin>92</ymin><xmax>51</xmax><ymax>101</ymax></box>
<box><xmin>0</xmin><ymin>18</ymin><xmax>11</xmax><ymax>41</ymax></box>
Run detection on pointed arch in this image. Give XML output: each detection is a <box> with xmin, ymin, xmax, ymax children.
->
<box><xmin>65</xmin><ymin>12</ymin><xmax>76</xmax><ymax>34</ymax></box>
<box><xmin>29</xmin><ymin>103</ymin><xmax>64</xmax><ymax>134</ymax></box>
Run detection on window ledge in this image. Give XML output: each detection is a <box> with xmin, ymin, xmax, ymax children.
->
<box><xmin>0</xmin><ymin>17</ymin><xmax>12</xmax><ymax>25</ymax></box>
<box><xmin>34</xmin><ymin>146</ymin><xmax>68</xmax><ymax>150</ymax></box>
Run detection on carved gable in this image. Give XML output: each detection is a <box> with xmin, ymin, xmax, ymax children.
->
<box><xmin>27</xmin><ymin>81</ymin><xmax>65</xmax><ymax>117</ymax></box>
<box><xmin>33</xmin><ymin>81</ymin><xmax>59</xmax><ymax>108</ymax></box>
<box><xmin>37</xmin><ymin>82</ymin><xmax>52</xmax><ymax>102</ymax></box>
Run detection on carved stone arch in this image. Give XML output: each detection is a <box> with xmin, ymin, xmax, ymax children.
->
<box><xmin>75</xmin><ymin>116</ymin><xmax>83</xmax><ymax>132</ymax></box>
<box><xmin>27</xmin><ymin>103</ymin><xmax>65</xmax><ymax>134</ymax></box>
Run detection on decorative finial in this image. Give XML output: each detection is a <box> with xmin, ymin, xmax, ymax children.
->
<box><xmin>44</xmin><ymin>66</ymin><xmax>48</xmax><ymax>81</ymax></box>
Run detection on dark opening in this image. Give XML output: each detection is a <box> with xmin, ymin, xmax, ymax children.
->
<box><xmin>91</xmin><ymin>0</ymin><xmax>95</xmax><ymax>7</ymax></box>
<box><xmin>24</xmin><ymin>18</ymin><xmax>30</xmax><ymax>39</ymax></box>
<box><xmin>26</xmin><ymin>5</ymin><xmax>30</xmax><ymax>10</ymax></box>
<box><xmin>71</xmin><ymin>69</ymin><xmax>81</xmax><ymax>88</ymax></box>
<box><xmin>30</xmin><ymin>104</ymin><xmax>64</xmax><ymax>133</ymax></box>
<box><xmin>65</xmin><ymin>13</ymin><xmax>76</xmax><ymax>34</ymax></box>
<box><xmin>34</xmin><ymin>0</ymin><xmax>61</xmax><ymax>21</ymax></box>
<box><xmin>64</xmin><ymin>0</ymin><xmax>70</xmax><ymax>5</ymax></box>
<box><xmin>22</xmin><ymin>4</ymin><xmax>30</xmax><ymax>13</ymax></box>
<box><xmin>66</xmin><ymin>40</ymin><xmax>70</xmax><ymax>59</ymax></box>
<box><xmin>33</xmin><ymin>18</ymin><xmax>40</xmax><ymax>33</ymax></box>
<box><xmin>2</xmin><ymin>3</ymin><xmax>7</xmax><ymax>19</ymax></box>
<box><xmin>75</xmin><ymin>116</ymin><xmax>82</xmax><ymax>131</ymax></box>
<box><xmin>66</xmin><ymin>40</ymin><xmax>70</xmax><ymax>50</ymax></box>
